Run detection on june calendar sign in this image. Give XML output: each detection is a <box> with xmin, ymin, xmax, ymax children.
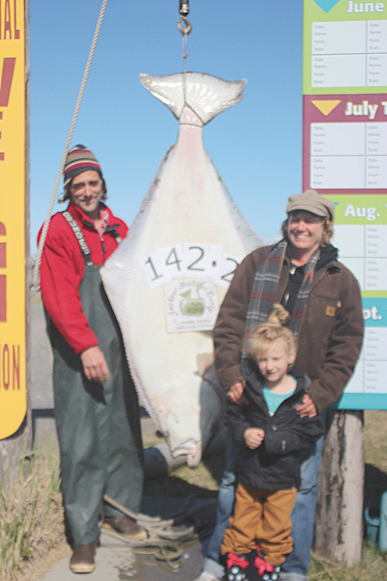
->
<box><xmin>303</xmin><ymin>0</ymin><xmax>387</xmax><ymax>409</ymax></box>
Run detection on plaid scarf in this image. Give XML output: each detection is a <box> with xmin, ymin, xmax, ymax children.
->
<box><xmin>241</xmin><ymin>240</ymin><xmax>320</xmax><ymax>377</ymax></box>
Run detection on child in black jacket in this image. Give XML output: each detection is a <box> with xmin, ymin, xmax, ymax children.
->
<box><xmin>220</xmin><ymin>304</ymin><xmax>325</xmax><ymax>581</ymax></box>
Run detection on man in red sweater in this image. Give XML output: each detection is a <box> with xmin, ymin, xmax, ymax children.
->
<box><xmin>39</xmin><ymin>145</ymin><xmax>145</xmax><ymax>574</ymax></box>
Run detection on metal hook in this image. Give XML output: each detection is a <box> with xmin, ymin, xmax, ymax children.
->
<box><xmin>178</xmin><ymin>15</ymin><xmax>191</xmax><ymax>36</ymax></box>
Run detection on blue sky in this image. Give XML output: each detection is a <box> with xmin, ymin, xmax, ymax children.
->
<box><xmin>30</xmin><ymin>0</ymin><xmax>304</xmax><ymax>251</ymax></box>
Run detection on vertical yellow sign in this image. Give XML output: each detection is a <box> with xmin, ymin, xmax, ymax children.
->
<box><xmin>0</xmin><ymin>0</ymin><xmax>26</xmax><ymax>438</ymax></box>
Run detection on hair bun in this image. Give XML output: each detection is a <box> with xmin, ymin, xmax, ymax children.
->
<box><xmin>266</xmin><ymin>303</ymin><xmax>289</xmax><ymax>326</ymax></box>
<box><xmin>244</xmin><ymin>303</ymin><xmax>296</xmax><ymax>360</ymax></box>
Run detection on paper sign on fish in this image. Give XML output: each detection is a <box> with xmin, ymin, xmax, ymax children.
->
<box><xmin>101</xmin><ymin>72</ymin><xmax>262</xmax><ymax>466</ymax></box>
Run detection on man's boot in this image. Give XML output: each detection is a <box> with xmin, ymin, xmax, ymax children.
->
<box><xmin>69</xmin><ymin>542</ymin><xmax>97</xmax><ymax>573</ymax></box>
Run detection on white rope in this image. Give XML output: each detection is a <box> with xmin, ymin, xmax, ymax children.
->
<box><xmin>181</xmin><ymin>16</ymin><xmax>189</xmax><ymax>104</ymax></box>
<box><xmin>33</xmin><ymin>0</ymin><xmax>108</xmax><ymax>291</ymax></box>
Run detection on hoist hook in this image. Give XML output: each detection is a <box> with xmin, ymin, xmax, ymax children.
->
<box><xmin>178</xmin><ymin>0</ymin><xmax>191</xmax><ymax>35</ymax></box>
<box><xmin>178</xmin><ymin>15</ymin><xmax>191</xmax><ymax>36</ymax></box>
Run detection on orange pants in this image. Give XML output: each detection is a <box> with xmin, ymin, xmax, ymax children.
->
<box><xmin>221</xmin><ymin>482</ymin><xmax>297</xmax><ymax>566</ymax></box>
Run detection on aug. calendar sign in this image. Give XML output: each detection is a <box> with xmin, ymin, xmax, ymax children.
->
<box><xmin>304</xmin><ymin>0</ymin><xmax>387</xmax><ymax>409</ymax></box>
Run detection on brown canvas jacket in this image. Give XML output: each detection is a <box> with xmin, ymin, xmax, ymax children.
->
<box><xmin>213</xmin><ymin>245</ymin><xmax>364</xmax><ymax>413</ymax></box>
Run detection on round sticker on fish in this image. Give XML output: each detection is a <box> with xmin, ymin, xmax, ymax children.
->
<box><xmin>164</xmin><ymin>279</ymin><xmax>218</xmax><ymax>333</ymax></box>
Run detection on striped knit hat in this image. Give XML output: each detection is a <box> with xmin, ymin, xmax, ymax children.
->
<box><xmin>63</xmin><ymin>144</ymin><xmax>103</xmax><ymax>194</ymax></box>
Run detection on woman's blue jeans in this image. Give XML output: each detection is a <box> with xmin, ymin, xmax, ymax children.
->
<box><xmin>203</xmin><ymin>429</ymin><xmax>239</xmax><ymax>579</ymax></box>
<box><xmin>202</xmin><ymin>424</ymin><xmax>325</xmax><ymax>580</ymax></box>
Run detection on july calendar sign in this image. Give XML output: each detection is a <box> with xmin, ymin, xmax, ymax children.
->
<box><xmin>303</xmin><ymin>0</ymin><xmax>387</xmax><ymax>409</ymax></box>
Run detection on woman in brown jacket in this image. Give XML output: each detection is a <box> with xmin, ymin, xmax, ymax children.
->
<box><xmin>195</xmin><ymin>190</ymin><xmax>364</xmax><ymax>581</ymax></box>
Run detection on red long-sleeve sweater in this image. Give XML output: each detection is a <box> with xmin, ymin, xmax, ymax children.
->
<box><xmin>38</xmin><ymin>202</ymin><xmax>128</xmax><ymax>354</ymax></box>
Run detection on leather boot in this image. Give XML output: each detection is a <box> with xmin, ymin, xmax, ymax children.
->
<box><xmin>69</xmin><ymin>542</ymin><xmax>96</xmax><ymax>573</ymax></box>
<box><xmin>102</xmin><ymin>515</ymin><xmax>147</xmax><ymax>540</ymax></box>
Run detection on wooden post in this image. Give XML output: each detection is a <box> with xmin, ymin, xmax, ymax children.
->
<box><xmin>314</xmin><ymin>410</ymin><xmax>364</xmax><ymax>566</ymax></box>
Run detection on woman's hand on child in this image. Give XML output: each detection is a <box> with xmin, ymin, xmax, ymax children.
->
<box><xmin>227</xmin><ymin>381</ymin><xmax>248</xmax><ymax>405</ymax></box>
<box><xmin>244</xmin><ymin>428</ymin><xmax>265</xmax><ymax>449</ymax></box>
<box><xmin>296</xmin><ymin>394</ymin><xmax>317</xmax><ymax>417</ymax></box>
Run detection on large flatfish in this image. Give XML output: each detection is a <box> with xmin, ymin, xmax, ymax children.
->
<box><xmin>101</xmin><ymin>72</ymin><xmax>262</xmax><ymax>465</ymax></box>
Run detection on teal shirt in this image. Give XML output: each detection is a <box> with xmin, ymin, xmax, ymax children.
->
<box><xmin>263</xmin><ymin>378</ymin><xmax>296</xmax><ymax>416</ymax></box>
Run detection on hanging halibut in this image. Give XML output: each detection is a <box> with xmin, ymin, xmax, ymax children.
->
<box><xmin>101</xmin><ymin>72</ymin><xmax>263</xmax><ymax>465</ymax></box>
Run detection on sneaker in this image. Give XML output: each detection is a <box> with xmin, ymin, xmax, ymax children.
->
<box><xmin>102</xmin><ymin>515</ymin><xmax>147</xmax><ymax>540</ymax></box>
<box><xmin>254</xmin><ymin>555</ymin><xmax>281</xmax><ymax>581</ymax></box>
<box><xmin>226</xmin><ymin>552</ymin><xmax>249</xmax><ymax>581</ymax></box>
<box><xmin>193</xmin><ymin>572</ymin><xmax>222</xmax><ymax>581</ymax></box>
<box><xmin>69</xmin><ymin>542</ymin><xmax>96</xmax><ymax>573</ymax></box>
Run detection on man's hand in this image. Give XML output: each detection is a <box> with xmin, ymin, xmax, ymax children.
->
<box><xmin>244</xmin><ymin>428</ymin><xmax>265</xmax><ymax>449</ymax></box>
<box><xmin>80</xmin><ymin>346</ymin><xmax>109</xmax><ymax>384</ymax></box>
<box><xmin>296</xmin><ymin>393</ymin><xmax>317</xmax><ymax>418</ymax></box>
<box><xmin>227</xmin><ymin>381</ymin><xmax>247</xmax><ymax>405</ymax></box>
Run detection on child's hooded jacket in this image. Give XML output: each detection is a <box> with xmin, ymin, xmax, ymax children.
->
<box><xmin>227</xmin><ymin>366</ymin><xmax>325</xmax><ymax>490</ymax></box>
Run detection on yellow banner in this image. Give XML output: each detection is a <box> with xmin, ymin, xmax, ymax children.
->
<box><xmin>0</xmin><ymin>0</ymin><xmax>26</xmax><ymax>439</ymax></box>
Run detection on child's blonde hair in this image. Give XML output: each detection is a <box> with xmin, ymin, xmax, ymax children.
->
<box><xmin>245</xmin><ymin>303</ymin><xmax>296</xmax><ymax>359</ymax></box>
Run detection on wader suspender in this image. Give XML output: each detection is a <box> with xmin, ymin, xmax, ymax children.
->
<box><xmin>62</xmin><ymin>211</ymin><xmax>94</xmax><ymax>266</ymax></box>
<box><xmin>106</xmin><ymin>226</ymin><xmax>122</xmax><ymax>245</ymax></box>
<box><xmin>62</xmin><ymin>211</ymin><xmax>123</xmax><ymax>265</ymax></box>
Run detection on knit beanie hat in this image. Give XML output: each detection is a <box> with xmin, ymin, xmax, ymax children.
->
<box><xmin>63</xmin><ymin>144</ymin><xmax>103</xmax><ymax>193</ymax></box>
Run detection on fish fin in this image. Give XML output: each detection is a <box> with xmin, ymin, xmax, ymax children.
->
<box><xmin>140</xmin><ymin>72</ymin><xmax>246</xmax><ymax>125</ymax></box>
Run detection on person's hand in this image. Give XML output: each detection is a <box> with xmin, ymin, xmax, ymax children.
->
<box><xmin>244</xmin><ymin>428</ymin><xmax>265</xmax><ymax>449</ymax></box>
<box><xmin>227</xmin><ymin>381</ymin><xmax>247</xmax><ymax>405</ymax></box>
<box><xmin>80</xmin><ymin>346</ymin><xmax>109</xmax><ymax>384</ymax></box>
<box><xmin>296</xmin><ymin>393</ymin><xmax>317</xmax><ymax>417</ymax></box>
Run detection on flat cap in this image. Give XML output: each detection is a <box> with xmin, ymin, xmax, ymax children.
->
<box><xmin>286</xmin><ymin>189</ymin><xmax>335</xmax><ymax>221</ymax></box>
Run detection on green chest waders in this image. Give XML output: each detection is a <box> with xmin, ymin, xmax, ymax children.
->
<box><xmin>46</xmin><ymin>212</ymin><xmax>143</xmax><ymax>546</ymax></box>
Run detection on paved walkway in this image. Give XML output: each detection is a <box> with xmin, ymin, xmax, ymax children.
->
<box><xmin>38</xmin><ymin>532</ymin><xmax>206</xmax><ymax>581</ymax></box>
<box><xmin>31</xmin><ymin>293</ymin><xmax>211</xmax><ymax>581</ymax></box>
<box><xmin>38</xmin><ymin>528</ymin><xmax>206</xmax><ymax>581</ymax></box>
